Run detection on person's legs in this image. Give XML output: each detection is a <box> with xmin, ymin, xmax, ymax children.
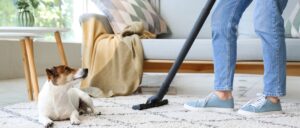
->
<box><xmin>238</xmin><ymin>0</ymin><xmax>287</xmax><ymax>116</ymax></box>
<box><xmin>254</xmin><ymin>0</ymin><xmax>287</xmax><ymax>98</ymax></box>
<box><xmin>212</xmin><ymin>0</ymin><xmax>252</xmax><ymax>97</ymax></box>
<box><xmin>184</xmin><ymin>0</ymin><xmax>252</xmax><ymax>111</ymax></box>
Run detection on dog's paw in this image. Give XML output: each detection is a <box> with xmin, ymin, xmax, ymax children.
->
<box><xmin>44</xmin><ymin>121</ymin><xmax>53</xmax><ymax>128</ymax></box>
<box><xmin>95</xmin><ymin>111</ymin><xmax>101</xmax><ymax>115</ymax></box>
<box><xmin>89</xmin><ymin>109</ymin><xmax>101</xmax><ymax>116</ymax></box>
<box><xmin>78</xmin><ymin>109</ymin><xmax>86</xmax><ymax>115</ymax></box>
<box><xmin>71</xmin><ymin>119</ymin><xmax>80</xmax><ymax>125</ymax></box>
<box><xmin>88</xmin><ymin>108</ymin><xmax>101</xmax><ymax>116</ymax></box>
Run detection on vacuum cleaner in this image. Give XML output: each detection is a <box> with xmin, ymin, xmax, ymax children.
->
<box><xmin>132</xmin><ymin>0</ymin><xmax>216</xmax><ymax>110</ymax></box>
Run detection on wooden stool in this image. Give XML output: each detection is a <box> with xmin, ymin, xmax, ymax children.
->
<box><xmin>0</xmin><ymin>27</ymin><xmax>69</xmax><ymax>101</ymax></box>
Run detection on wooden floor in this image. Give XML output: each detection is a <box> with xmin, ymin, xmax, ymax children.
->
<box><xmin>143</xmin><ymin>60</ymin><xmax>300</xmax><ymax>76</ymax></box>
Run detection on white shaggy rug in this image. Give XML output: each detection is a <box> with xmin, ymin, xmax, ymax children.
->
<box><xmin>0</xmin><ymin>95</ymin><xmax>300</xmax><ymax>128</ymax></box>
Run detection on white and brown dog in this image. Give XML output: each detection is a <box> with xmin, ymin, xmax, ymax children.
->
<box><xmin>38</xmin><ymin>65</ymin><xmax>99</xmax><ymax>127</ymax></box>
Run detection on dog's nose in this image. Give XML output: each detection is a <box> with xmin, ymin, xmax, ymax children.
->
<box><xmin>83</xmin><ymin>68</ymin><xmax>88</xmax><ymax>74</ymax></box>
<box><xmin>82</xmin><ymin>68</ymin><xmax>88</xmax><ymax>78</ymax></box>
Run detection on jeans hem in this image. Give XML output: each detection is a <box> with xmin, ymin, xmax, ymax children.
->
<box><xmin>263</xmin><ymin>92</ymin><xmax>286</xmax><ymax>97</ymax></box>
<box><xmin>214</xmin><ymin>87</ymin><xmax>233</xmax><ymax>91</ymax></box>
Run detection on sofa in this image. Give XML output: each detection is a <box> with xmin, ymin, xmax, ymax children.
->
<box><xmin>80</xmin><ymin>0</ymin><xmax>300</xmax><ymax>76</ymax></box>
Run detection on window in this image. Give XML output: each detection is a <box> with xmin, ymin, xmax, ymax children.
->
<box><xmin>0</xmin><ymin>0</ymin><xmax>17</xmax><ymax>26</ymax></box>
<box><xmin>0</xmin><ymin>0</ymin><xmax>96</xmax><ymax>42</ymax></box>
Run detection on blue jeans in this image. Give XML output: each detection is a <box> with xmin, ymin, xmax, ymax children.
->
<box><xmin>211</xmin><ymin>0</ymin><xmax>287</xmax><ymax>97</ymax></box>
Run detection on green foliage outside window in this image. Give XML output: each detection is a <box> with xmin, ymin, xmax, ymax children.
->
<box><xmin>0</xmin><ymin>0</ymin><xmax>17</xmax><ymax>26</ymax></box>
<box><xmin>0</xmin><ymin>0</ymin><xmax>74</xmax><ymax>41</ymax></box>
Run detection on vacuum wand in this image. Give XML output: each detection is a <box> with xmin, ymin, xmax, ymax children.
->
<box><xmin>132</xmin><ymin>0</ymin><xmax>216</xmax><ymax>110</ymax></box>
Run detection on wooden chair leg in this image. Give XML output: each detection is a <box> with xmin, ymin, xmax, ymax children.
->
<box><xmin>20</xmin><ymin>39</ymin><xmax>33</xmax><ymax>101</ymax></box>
<box><xmin>30</xmin><ymin>38</ymin><xmax>34</xmax><ymax>55</ymax></box>
<box><xmin>25</xmin><ymin>37</ymin><xmax>39</xmax><ymax>101</ymax></box>
<box><xmin>54</xmin><ymin>31</ymin><xmax>68</xmax><ymax>66</ymax></box>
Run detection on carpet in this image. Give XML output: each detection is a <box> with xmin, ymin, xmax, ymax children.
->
<box><xmin>0</xmin><ymin>95</ymin><xmax>300</xmax><ymax>128</ymax></box>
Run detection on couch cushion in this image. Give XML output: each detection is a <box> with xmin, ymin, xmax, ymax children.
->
<box><xmin>158</xmin><ymin>0</ymin><xmax>213</xmax><ymax>39</ymax></box>
<box><xmin>141</xmin><ymin>39</ymin><xmax>300</xmax><ymax>61</ymax></box>
<box><xmin>285</xmin><ymin>1</ymin><xmax>300</xmax><ymax>38</ymax></box>
<box><xmin>92</xmin><ymin>0</ymin><xmax>168</xmax><ymax>35</ymax></box>
<box><xmin>157</xmin><ymin>0</ymin><xmax>298</xmax><ymax>39</ymax></box>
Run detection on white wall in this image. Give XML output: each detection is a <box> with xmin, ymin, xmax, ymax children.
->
<box><xmin>0</xmin><ymin>40</ymin><xmax>81</xmax><ymax>80</ymax></box>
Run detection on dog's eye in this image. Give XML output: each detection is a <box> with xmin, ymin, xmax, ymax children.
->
<box><xmin>65</xmin><ymin>67</ymin><xmax>71</xmax><ymax>72</ymax></box>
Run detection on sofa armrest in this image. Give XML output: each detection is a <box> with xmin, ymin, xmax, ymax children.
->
<box><xmin>79</xmin><ymin>13</ymin><xmax>114</xmax><ymax>34</ymax></box>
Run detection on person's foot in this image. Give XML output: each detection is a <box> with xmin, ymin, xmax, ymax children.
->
<box><xmin>184</xmin><ymin>92</ymin><xmax>234</xmax><ymax>112</ymax></box>
<box><xmin>237</xmin><ymin>95</ymin><xmax>283</xmax><ymax>116</ymax></box>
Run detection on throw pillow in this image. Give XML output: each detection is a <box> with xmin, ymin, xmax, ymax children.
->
<box><xmin>285</xmin><ymin>1</ymin><xmax>300</xmax><ymax>38</ymax></box>
<box><xmin>92</xmin><ymin>0</ymin><xmax>169</xmax><ymax>35</ymax></box>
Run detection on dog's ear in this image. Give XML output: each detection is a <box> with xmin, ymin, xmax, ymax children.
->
<box><xmin>46</xmin><ymin>68</ymin><xmax>54</xmax><ymax>80</ymax></box>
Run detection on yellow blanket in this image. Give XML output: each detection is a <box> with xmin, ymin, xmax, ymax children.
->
<box><xmin>81</xmin><ymin>17</ymin><xmax>155</xmax><ymax>97</ymax></box>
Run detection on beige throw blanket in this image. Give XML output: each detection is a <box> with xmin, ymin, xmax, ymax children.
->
<box><xmin>81</xmin><ymin>17</ymin><xmax>155</xmax><ymax>97</ymax></box>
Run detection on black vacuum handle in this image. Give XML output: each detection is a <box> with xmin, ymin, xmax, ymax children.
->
<box><xmin>155</xmin><ymin>0</ymin><xmax>216</xmax><ymax>99</ymax></box>
<box><xmin>132</xmin><ymin>0</ymin><xmax>216</xmax><ymax>110</ymax></box>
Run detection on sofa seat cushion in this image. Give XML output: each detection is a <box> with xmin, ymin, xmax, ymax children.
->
<box><xmin>141</xmin><ymin>39</ymin><xmax>300</xmax><ymax>61</ymax></box>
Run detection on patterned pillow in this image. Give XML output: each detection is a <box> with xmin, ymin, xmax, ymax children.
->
<box><xmin>285</xmin><ymin>2</ymin><xmax>300</xmax><ymax>38</ymax></box>
<box><xmin>92</xmin><ymin>0</ymin><xmax>168</xmax><ymax>35</ymax></box>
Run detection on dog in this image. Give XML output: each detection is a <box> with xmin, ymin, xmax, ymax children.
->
<box><xmin>38</xmin><ymin>65</ymin><xmax>99</xmax><ymax>127</ymax></box>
